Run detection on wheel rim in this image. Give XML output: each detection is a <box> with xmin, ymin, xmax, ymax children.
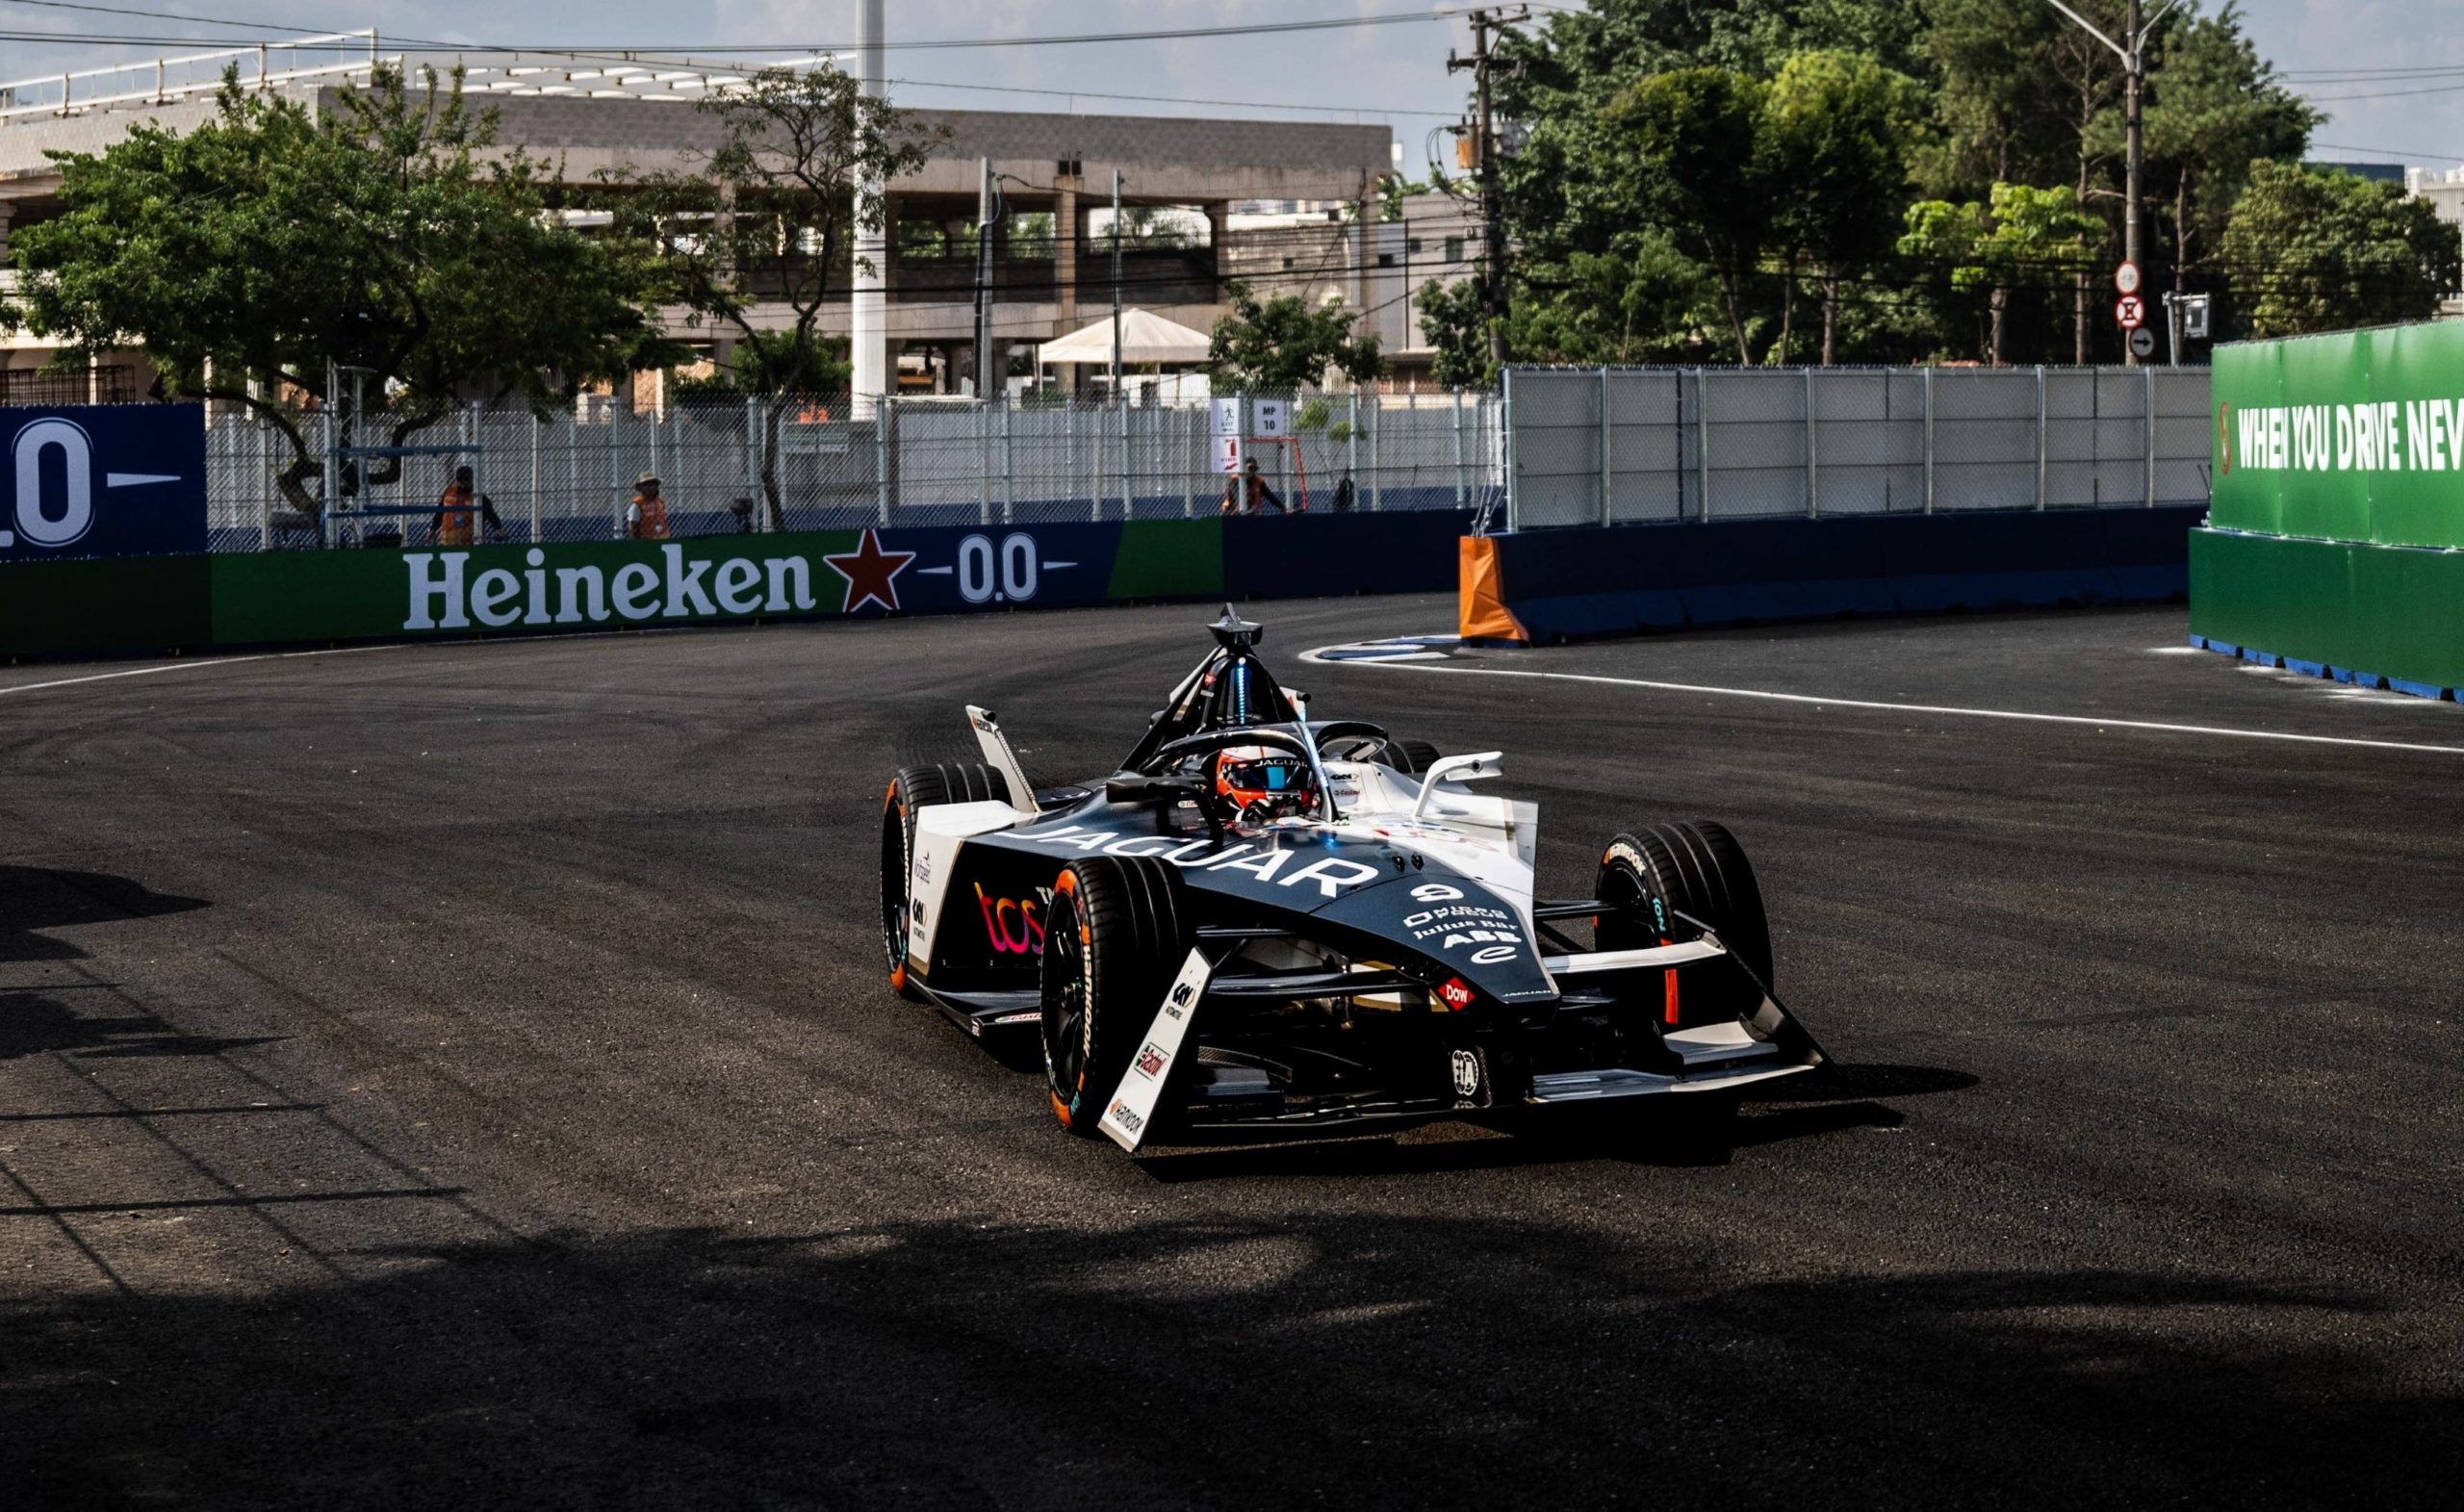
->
<box><xmin>1042</xmin><ymin>887</ymin><xmax>1091</xmax><ymax>1115</ymax></box>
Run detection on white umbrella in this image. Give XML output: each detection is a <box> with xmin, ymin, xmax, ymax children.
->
<box><xmin>1038</xmin><ymin>308</ymin><xmax>1214</xmax><ymax>368</ymax></box>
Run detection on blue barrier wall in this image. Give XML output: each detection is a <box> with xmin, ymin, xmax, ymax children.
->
<box><xmin>3</xmin><ymin>403</ymin><xmax>207</xmax><ymax>562</ymax></box>
<box><xmin>1472</xmin><ymin>507</ymin><xmax>2202</xmax><ymax>643</ymax></box>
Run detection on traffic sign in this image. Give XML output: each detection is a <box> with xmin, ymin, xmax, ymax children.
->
<box><xmin>2128</xmin><ymin>327</ymin><xmax>2156</xmax><ymax>360</ymax></box>
<box><xmin>2116</xmin><ymin>294</ymin><xmax>2146</xmax><ymax>330</ymax></box>
<box><xmin>2115</xmin><ymin>261</ymin><xmax>2142</xmax><ymax>295</ymax></box>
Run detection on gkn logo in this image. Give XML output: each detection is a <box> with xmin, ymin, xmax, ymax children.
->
<box><xmin>2</xmin><ymin>413</ymin><xmax>185</xmax><ymax>552</ymax></box>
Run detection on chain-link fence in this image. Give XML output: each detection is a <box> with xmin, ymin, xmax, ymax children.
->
<box><xmin>185</xmin><ymin>389</ymin><xmax>1505</xmax><ymax>551</ymax></box>
<box><xmin>1503</xmin><ymin>365</ymin><xmax>2214</xmax><ymax>531</ymax></box>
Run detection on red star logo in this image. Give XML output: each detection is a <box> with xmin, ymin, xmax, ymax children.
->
<box><xmin>824</xmin><ymin>527</ymin><xmax>915</xmax><ymax>614</ymax></box>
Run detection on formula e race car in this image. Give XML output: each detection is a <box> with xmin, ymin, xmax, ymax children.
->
<box><xmin>878</xmin><ymin>607</ymin><xmax>1824</xmax><ymax>1152</ymax></box>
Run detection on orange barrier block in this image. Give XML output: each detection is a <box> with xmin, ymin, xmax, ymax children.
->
<box><xmin>1457</xmin><ymin>535</ymin><xmax>1527</xmax><ymax>644</ymax></box>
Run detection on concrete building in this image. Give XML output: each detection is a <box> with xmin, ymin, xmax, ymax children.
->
<box><xmin>0</xmin><ymin>37</ymin><xmax>1395</xmax><ymax>400</ymax></box>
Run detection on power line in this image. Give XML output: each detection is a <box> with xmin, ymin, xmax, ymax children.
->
<box><xmin>0</xmin><ymin>5</ymin><xmax>1481</xmax><ymax>56</ymax></box>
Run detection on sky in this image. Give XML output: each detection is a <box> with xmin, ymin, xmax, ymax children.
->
<box><xmin>1</xmin><ymin>1</ymin><xmax>2461</xmax><ymax>180</ymax></box>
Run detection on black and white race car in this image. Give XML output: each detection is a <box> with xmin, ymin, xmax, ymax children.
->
<box><xmin>879</xmin><ymin>607</ymin><xmax>1824</xmax><ymax>1151</ymax></box>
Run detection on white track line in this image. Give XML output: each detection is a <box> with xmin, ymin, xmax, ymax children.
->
<box><xmin>0</xmin><ymin>645</ymin><xmax>392</xmax><ymax>701</ymax></box>
<box><xmin>1300</xmin><ymin>643</ymin><xmax>2464</xmax><ymax>757</ymax></box>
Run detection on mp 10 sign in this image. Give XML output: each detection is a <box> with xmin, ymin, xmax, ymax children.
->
<box><xmin>1</xmin><ymin>403</ymin><xmax>208</xmax><ymax>562</ymax></box>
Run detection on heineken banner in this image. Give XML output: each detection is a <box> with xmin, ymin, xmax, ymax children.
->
<box><xmin>207</xmin><ymin>512</ymin><xmax>1464</xmax><ymax>648</ymax></box>
<box><xmin>2211</xmin><ymin>321</ymin><xmax>2464</xmax><ymax>549</ymax></box>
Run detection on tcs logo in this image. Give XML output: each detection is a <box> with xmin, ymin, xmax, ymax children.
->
<box><xmin>1</xmin><ymin>412</ymin><xmax>187</xmax><ymax>553</ymax></box>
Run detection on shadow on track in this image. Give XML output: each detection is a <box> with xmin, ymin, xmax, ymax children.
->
<box><xmin>0</xmin><ymin>867</ymin><xmax>209</xmax><ymax>965</ymax></box>
<box><xmin>2</xmin><ymin>1212</ymin><xmax>2446</xmax><ymax>1509</ymax></box>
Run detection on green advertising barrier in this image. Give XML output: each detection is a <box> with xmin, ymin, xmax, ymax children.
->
<box><xmin>2189</xmin><ymin>528</ymin><xmax>2464</xmax><ymax>696</ymax></box>
<box><xmin>2212</xmin><ymin>321</ymin><xmax>2464</xmax><ymax>549</ymax></box>
<box><xmin>0</xmin><ymin>554</ymin><xmax>212</xmax><ymax>658</ymax></box>
<box><xmin>6</xmin><ymin>512</ymin><xmax>1460</xmax><ymax>662</ymax></box>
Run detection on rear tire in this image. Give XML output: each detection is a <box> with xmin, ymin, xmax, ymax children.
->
<box><xmin>1595</xmin><ymin>820</ymin><xmax>1774</xmax><ymax>1016</ymax></box>
<box><xmin>880</xmin><ymin>762</ymin><xmax>1013</xmax><ymax>999</ymax></box>
<box><xmin>1040</xmin><ymin>856</ymin><xmax>1190</xmax><ymax>1136</ymax></box>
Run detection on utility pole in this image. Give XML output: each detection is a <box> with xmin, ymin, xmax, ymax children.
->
<box><xmin>2047</xmin><ymin>0</ymin><xmax>2178</xmax><ymax>366</ymax></box>
<box><xmin>974</xmin><ymin>156</ymin><xmax>994</xmax><ymax>400</ymax></box>
<box><xmin>1448</xmin><ymin>6</ymin><xmax>1527</xmax><ymax>372</ymax></box>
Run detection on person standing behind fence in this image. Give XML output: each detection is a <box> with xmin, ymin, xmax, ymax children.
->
<box><xmin>627</xmin><ymin>473</ymin><xmax>670</xmax><ymax>540</ymax></box>
<box><xmin>1219</xmin><ymin>456</ymin><xmax>1293</xmax><ymax>516</ymax></box>
<box><xmin>430</xmin><ymin>465</ymin><xmax>504</xmax><ymax>546</ymax></box>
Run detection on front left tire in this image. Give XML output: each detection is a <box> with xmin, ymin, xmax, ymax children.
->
<box><xmin>880</xmin><ymin>762</ymin><xmax>1012</xmax><ymax>999</ymax></box>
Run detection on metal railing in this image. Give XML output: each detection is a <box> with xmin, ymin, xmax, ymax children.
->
<box><xmin>1502</xmin><ymin>365</ymin><xmax>2214</xmax><ymax>531</ymax></box>
<box><xmin>180</xmin><ymin>389</ymin><xmax>1503</xmax><ymax>551</ymax></box>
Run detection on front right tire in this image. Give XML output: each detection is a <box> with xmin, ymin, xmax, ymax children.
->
<box><xmin>1040</xmin><ymin>856</ymin><xmax>1189</xmax><ymax>1136</ymax></box>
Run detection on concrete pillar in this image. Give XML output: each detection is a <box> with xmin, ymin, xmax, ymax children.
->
<box><xmin>850</xmin><ymin>0</ymin><xmax>888</xmax><ymax>416</ymax></box>
<box><xmin>1055</xmin><ymin>176</ymin><xmax>1080</xmax><ymax>396</ymax></box>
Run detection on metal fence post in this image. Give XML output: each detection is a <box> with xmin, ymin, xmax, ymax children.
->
<box><xmin>1803</xmin><ymin>366</ymin><xmax>1818</xmax><ymax>519</ymax></box>
<box><xmin>1502</xmin><ymin>369</ymin><xmax>1519</xmax><ymax>532</ymax></box>
<box><xmin>530</xmin><ymin>412</ymin><xmax>543</xmax><ymax>543</ymax></box>
<box><xmin>255</xmin><ymin>417</ymin><xmax>273</xmax><ymax>551</ymax></box>
<box><xmin>2143</xmin><ymin>365</ymin><xmax>2157</xmax><ymax>506</ymax></box>
<box><xmin>1451</xmin><ymin>388</ymin><xmax>1467</xmax><ymax>508</ymax></box>
<box><xmin>2036</xmin><ymin>366</ymin><xmax>2048</xmax><ymax>510</ymax></box>
<box><xmin>977</xmin><ymin>402</ymin><xmax>991</xmax><ymax>526</ymax></box>
<box><xmin>607</xmin><ymin>397</ymin><xmax>623</xmax><ymax>538</ymax></box>
<box><xmin>1120</xmin><ymin>398</ymin><xmax>1133</xmax><ymax>519</ymax></box>
<box><xmin>876</xmin><ymin>397</ymin><xmax>892</xmax><ymax>526</ymax></box>
<box><xmin>1600</xmin><ymin>366</ymin><xmax>1615</xmax><ymax>526</ymax></box>
<box><xmin>318</xmin><ymin>387</ymin><xmax>335</xmax><ymax>549</ymax></box>
<box><xmin>1348</xmin><ymin>390</ymin><xmax>1360</xmax><ymax>503</ymax></box>
<box><xmin>1368</xmin><ymin>391</ymin><xmax>1383</xmax><ymax>512</ymax></box>
<box><xmin>1922</xmin><ymin>366</ymin><xmax>1937</xmax><ymax>515</ymax></box>
<box><xmin>1183</xmin><ymin>405</ymin><xmax>1196</xmax><ymax>519</ymax></box>
<box><xmin>1001</xmin><ymin>397</ymin><xmax>1015</xmax><ymax>525</ymax></box>
<box><xmin>1696</xmin><ymin>368</ymin><xmax>1712</xmax><ymax>523</ymax></box>
<box><xmin>743</xmin><ymin>397</ymin><xmax>761</xmax><ymax>533</ymax></box>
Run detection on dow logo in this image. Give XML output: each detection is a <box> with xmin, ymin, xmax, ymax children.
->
<box><xmin>1</xmin><ymin>411</ymin><xmax>192</xmax><ymax>555</ymax></box>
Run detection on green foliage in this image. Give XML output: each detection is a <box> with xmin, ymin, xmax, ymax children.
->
<box><xmin>1206</xmin><ymin>280</ymin><xmax>1386</xmax><ymax>392</ymax></box>
<box><xmin>1415</xmin><ymin>277</ymin><xmax>1496</xmax><ymax>389</ymax></box>
<box><xmin>5</xmin><ymin>66</ymin><xmax>670</xmax><ymax>511</ymax></box>
<box><xmin>2127</xmin><ymin>3</ymin><xmax>2317</xmax><ymax>283</ymax></box>
<box><xmin>1899</xmin><ymin>183</ymin><xmax>2100</xmax><ymax>362</ymax></box>
<box><xmin>1762</xmin><ymin>49</ymin><xmax>1928</xmax><ymax>361</ymax></box>
<box><xmin>1432</xmin><ymin>1</ymin><xmax>2363</xmax><ymax>365</ymax></box>
<box><xmin>2220</xmin><ymin>163</ymin><xmax>2462</xmax><ymax>337</ymax></box>
<box><xmin>613</xmin><ymin>64</ymin><xmax>939</xmax><ymax>396</ymax></box>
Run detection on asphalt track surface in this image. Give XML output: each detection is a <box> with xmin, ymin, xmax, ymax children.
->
<box><xmin>5</xmin><ymin>596</ymin><xmax>2461</xmax><ymax>1509</ymax></box>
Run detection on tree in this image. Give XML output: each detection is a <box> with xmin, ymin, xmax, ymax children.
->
<box><xmin>1763</xmin><ymin>49</ymin><xmax>1926</xmax><ymax>363</ymax></box>
<box><xmin>1607</xmin><ymin>66</ymin><xmax>1775</xmax><ymax>364</ymax></box>
<box><xmin>611</xmin><ymin>64</ymin><xmax>937</xmax><ymax>525</ymax></box>
<box><xmin>2220</xmin><ymin>163</ymin><xmax>2461</xmax><ymax>337</ymax></box>
<box><xmin>4</xmin><ymin>67</ymin><xmax>668</xmax><ymax>518</ymax></box>
<box><xmin>1899</xmin><ymin>183</ymin><xmax>2099</xmax><ymax>363</ymax></box>
<box><xmin>2130</xmin><ymin>4</ymin><xmax>2315</xmax><ymax>295</ymax></box>
<box><xmin>1206</xmin><ymin>280</ymin><xmax>1386</xmax><ymax>392</ymax></box>
<box><xmin>1508</xmin><ymin>237</ymin><xmax>1716</xmax><ymax>367</ymax></box>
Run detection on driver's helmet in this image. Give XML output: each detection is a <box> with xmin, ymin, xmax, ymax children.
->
<box><xmin>1213</xmin><ymin>745</ymin><xmax>1318</xmax><ymax>823</ymax></box>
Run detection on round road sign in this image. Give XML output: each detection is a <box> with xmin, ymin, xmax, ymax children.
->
<box><xmin>2116</xmin><ymin>261</ymin><xmax>2143</xmax><ymax>295</ymax></box>
<box><xmin>2128</xmin><ymin>327</ymin><xmax>2157</xmax><ymax>360</ymax></box>
<box><xmin>2116</xmin><ymin>294</ymin><xmax>2146</xmax><ymax>330</ymax></box>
